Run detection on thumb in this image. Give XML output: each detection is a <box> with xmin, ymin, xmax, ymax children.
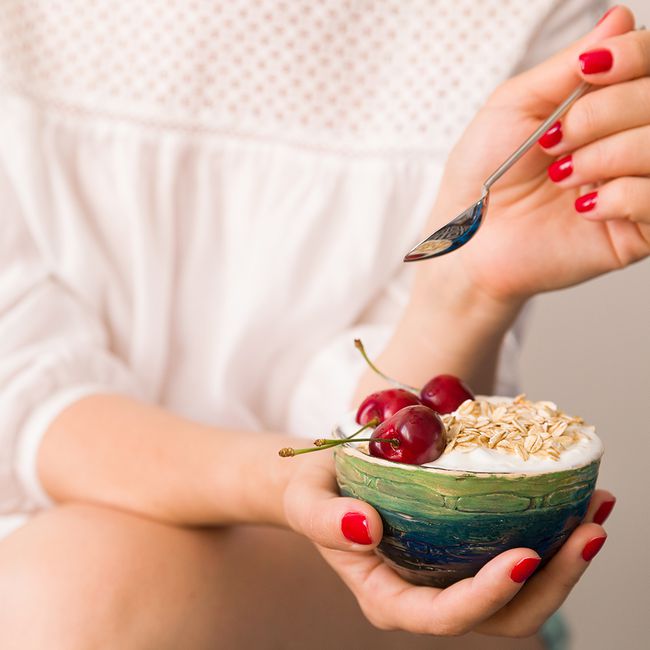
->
<box><xmin>515</xmin><ymin>4</ymin><xmax>635</xmax><ymax>105</ymax></box>
<box><xmin>420</xmin><ymin>548</ymin><xmax>542</xmax><ymax>635</ymax></box>
<box><xmin>283</xmin><ymin>460</ymin><xmax>383</xmax><ymax>551</ymax></box>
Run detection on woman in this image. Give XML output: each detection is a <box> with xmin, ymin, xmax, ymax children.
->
<box><xmin>0</xmin><ymin>2</ymin><xmax>646</xmax><ymax>648</ymax></box>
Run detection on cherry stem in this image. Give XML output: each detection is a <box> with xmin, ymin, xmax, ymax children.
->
<box><xmin>317</xmin><ymin>437</ymin><xmax>400</xmax><ymax>446</ymax></box>
<box><xmin>279</xmin><ymin>443</ymin><xmax>340</xmax><ymax>457</ymax></box>
<box><xmin>339</xmin><ymin>417</ymin><xmax>380</xmax><ymax>442</ymax></box>
<box><xmin>354</xmin><ymin>339</ymin><xmax>418</xmax><ymax>393</ymax></box>
<box><xmin>279</xmin><ymin>437</ymin><xmax>399</xmax><ymax>457</ymax></box>
<box><xmin>279</xmin><ymin>418</ymin><xmax>382</xmax><ymax>458</ymax></box>
<box><xmin>312</xmin><ymin>417</ymin><xmax>379</xmax><ymax>446</ymax></box>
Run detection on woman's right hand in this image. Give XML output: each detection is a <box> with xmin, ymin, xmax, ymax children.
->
<box><xmin>283</xmin><ymin>453</ymin><xmax>613</xmax><ymax>638</ymax></box>
<box><xmin>412</xmin><ymin>6</ymin><xmax>649</xmax><ymax>311</ymax></box>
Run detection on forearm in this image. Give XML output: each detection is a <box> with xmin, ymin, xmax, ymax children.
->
<box><xmin>37</xmin><ymin>394</ymin><xmax>305</xmax><ymax>527</ymax></box>
<box><xmin>355</xmin><ymin>265</ymin><xmax>523</xmax><ymax>401</ymax></box>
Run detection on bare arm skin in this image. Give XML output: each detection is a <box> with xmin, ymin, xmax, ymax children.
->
<box><xmin>37</xmin><ymin>254</ymin><xmax>516</xmax><ymax>526</ymax></box>
<box><xmin>38</xmin><ymin>394</ymin><xmax>297</xmax><ymax>526</ymax></box>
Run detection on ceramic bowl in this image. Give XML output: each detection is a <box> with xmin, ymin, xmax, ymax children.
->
<box><xmin>334</xmin><ymin>438</ymin><xmax>600</xmax><ymax>588</ymax></box>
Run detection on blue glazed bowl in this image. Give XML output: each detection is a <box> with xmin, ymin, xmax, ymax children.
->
<box><xmin>334</xmin><ymin>442</ymin><xmax>600</xmax><ymax>588</ymax></box>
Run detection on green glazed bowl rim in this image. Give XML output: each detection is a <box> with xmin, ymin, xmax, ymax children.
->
<box><xmin>333</xmin><ymin>424</ymin><xmax>604</xmax><ymax>478</ymax></box>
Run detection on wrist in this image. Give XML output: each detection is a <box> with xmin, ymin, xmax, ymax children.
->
<box><xmin>212</xmin><ymin>430</ymin><xmax>308</xmax><ymax>529</ymax></box>
<box><xmin>355</xmin><ymin>265</ymin><xmax>525</xmax><ymax>400</ymax></box>
<box><xmin>409</xmin><ymin>252</ymin><xmax>524</xmax><ymax>335</ymax></box>
<box><xmin>38</xmin><ymin>393</ymin><xmax>317</xmax><ymax>529</ymax></box>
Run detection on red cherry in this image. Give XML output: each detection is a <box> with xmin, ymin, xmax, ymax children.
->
<box><xmin>420</xmin><ymin>375</ymin><xmax>474</xmax><ymax>414</ymax></box>
<box><xmin>356</xmin><ymin>388</ymin><xmax>422</xmax><ymax>425</ymax></box>
<box><xmin>369</xmin><ymin>405</ymin><xmax>446</xmax><ymax>465</ymax></box>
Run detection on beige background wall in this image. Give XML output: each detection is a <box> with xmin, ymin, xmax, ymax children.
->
<box><xmin>520</xmin><ymin>5</ymin><xmax>650</xmax><ymax>648</ymax></box>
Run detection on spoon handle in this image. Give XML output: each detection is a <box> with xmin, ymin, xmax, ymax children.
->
<box><xmin>483</xmin><ymin>81</ymin><xmax>591</xmax><ymax>191</ymax></box>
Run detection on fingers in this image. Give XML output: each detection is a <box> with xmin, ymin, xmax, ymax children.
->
<box><xmin>336</xmin><ymin>547</ymin><xmax>541</xmax><ymax>636</ymax></box>
<box><xmin>283</xmin><ymin>459</ymin><xmax>383</xmax><ymax>551</ymax></box>
<box><xmin>479</xmin><ymin>521</ymin><xmax>608</xmax><ymax>637</ymax></box>
<box><xmin>537</xmin><ymin>23</ymin><xmax>650</xmax><ymax>155</ymax></box>
<box><xmin>584</xmin><ymin>488</ymin><xmax>617</xmax><ymax>525</ymax></box>
<box><xmin>545</xmin><ymin>123</ymin><xmax>650</xmax><ymax>187</ymax></box>
<box><xmin>573</xmin><ymin>177</ymin><xmax>650</xmax><ymax>227</ymax></box>
<box><xmin>421</xmin><ymin>549</ymin><xmax>542</xmax><ymax>636</ymax></box>
<box><xmin>577</xmin><ymin>27</ymin><xmax>650</xmax><ymax>84</ymax></box>
<box><xmin>539</xmin><ymin>78</ymin><xmax>650</xmax><ymax>154</ymax></box>
<box><xmin>537</xmin><ymin>114</ymin><xmax>650</xmax><ymax>264</ymax></box>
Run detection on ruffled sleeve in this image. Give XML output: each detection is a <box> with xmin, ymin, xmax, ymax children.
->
<box><xmin>0</xmin><ymin>166</ymin><xmax>141</xmax><ymax>515</ymax></box>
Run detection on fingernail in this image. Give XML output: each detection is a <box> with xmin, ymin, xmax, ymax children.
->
<box><xmin>597</xmin><ymin>6</ymin><xmax>618</xmax><ymax>26</ymax></box>
<box><xmin>539</xmin><ymin>121</ymin><xmax>562</xmax><ymax>148</ymax></box>
<box><xmin>341</xmin><ymin>511</ymin><xmax>372</xmax><ymax>545</ymax></box>
<box><xmin>593</xmin><ymin>498</ymin><xmax>616</xmax><ymax>525</ymax></box>
<box><xmin>579</xmin><ymin>49</ymin><xmax>614</xmax><ymax>74</ymax></box>
<box><xmin>510</xmin><ymin>557</ymin><xmax>541</xmax><ymax>583</ymax></box>
<box><xmin>548</xmin><ymin>155</ymin><xmax>573</xmax><ymax>182</ymax></box>
<box><xmin>582</xmin><ymin>535</ymin><xmax>607</xmax><ymax>561</ymax></box>
<box><xmin>575</xmin><ymin>191</ymin><xmax>598</xmax><ymax>213</ymax></box>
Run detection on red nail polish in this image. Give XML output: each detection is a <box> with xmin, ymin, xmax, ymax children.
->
<box><xmin>597</xmin><ymin>6</ymin><xmax>618</xmax><ymax>26</ymax></box>
<box><xmin>539</xmin><ymin>121</ymin><xmax>562</xmax><ymax>148</ymax></box>
<box><xmin>510</xmin><ymin>557</ymin><xmax>541</xmax><ymax>583</ymax></box>
<box><xmin>582</xmin><ymin>535</ymin><xmax>607</xmax><ymax>561</ymax></box>
<box><xmin>593</xmin><ymin>498</ymin><xmax>616</xmax><ymax>525</ymax></box>
<box><xmin>579</xmin><ymin>49</ymin><xmax>614</xmax><ymax>74</ymax></box>
<box><xmin>341</xmin><ymin>512</ymin><xmax>372</xmax><ymax>545</ymax></box>
<box><xmin>575</xmin><ymin>191</ymin><xmax>598</xmax><ymax>213</ymax></box>
<box><xmin>548</xmin><ymin>155</ymin><xmax>573</xmax><ymax>182</ymax></box>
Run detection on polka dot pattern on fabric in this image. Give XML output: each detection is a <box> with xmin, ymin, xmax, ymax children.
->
<box><xmin>0</xmin><ymin>1</ymin><xmax>556</xmax><ymax>151</ymax></box>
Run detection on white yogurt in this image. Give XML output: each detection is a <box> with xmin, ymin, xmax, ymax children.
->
<box><xmin>336</xmin><ymin>400</ymin><xmax>603</xmax><ymax>474</ymax></box>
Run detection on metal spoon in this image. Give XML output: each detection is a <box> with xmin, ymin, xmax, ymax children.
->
<box><xmin>403</xmin><ymin>81</ymin><xmax>590</xmax><ymax>262</ymax></box>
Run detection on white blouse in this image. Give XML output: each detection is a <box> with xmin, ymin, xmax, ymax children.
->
<box><xmin>0</xmin><ymin>0</ymin><xmax>603</xmax><ymax>537</ymax></box>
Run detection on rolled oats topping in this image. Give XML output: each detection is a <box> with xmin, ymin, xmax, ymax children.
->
<box><xmin>441</xmin><ymin>395</ymin><xmax>587</xmax><ymax>462</ymax></box>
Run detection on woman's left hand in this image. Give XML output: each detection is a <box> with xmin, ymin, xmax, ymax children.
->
<box><xmin>283</xmin><ymin>452</ymin><xmax>614</xmax><ymax>638</ymax></box>
<box><xmin>419</xmin><ymin>6</ymin><xmax>650</xmax><ymax>307</ymax></box>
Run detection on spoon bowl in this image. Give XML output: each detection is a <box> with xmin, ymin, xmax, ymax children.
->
<box><xmin>404</xmin><ymin>81</ymin><xmax>590</xmax><ymax>262</ymax></box>
<box><xmin>403</xmin><ymin>190</ymin><xmax>489</xmax><ymax>262</ymax></box>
